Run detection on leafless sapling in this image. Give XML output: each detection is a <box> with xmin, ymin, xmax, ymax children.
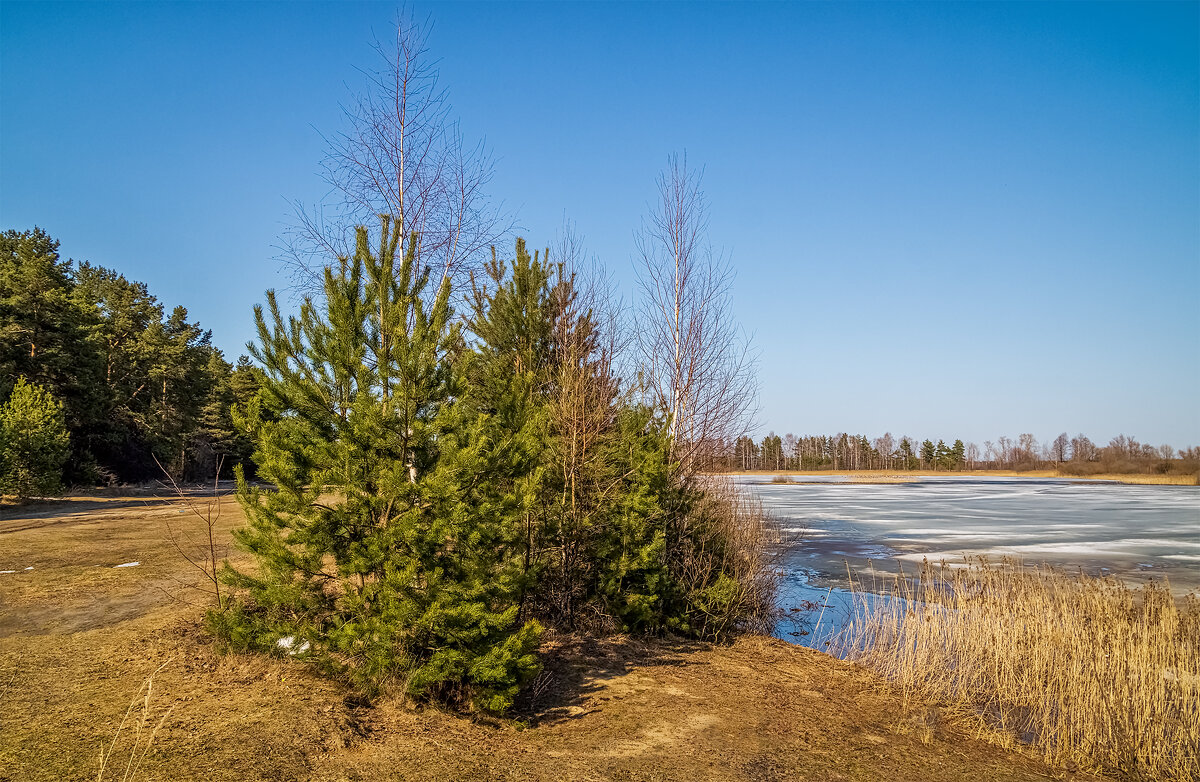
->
<box><xmin>634</xmin><ymin>153</ymin><xmax>758</xmax><ymax>476</ymax></box>
<box><xmin>284</xmin><ymin>11</ymin><xmax>509</xmax><ymax>295</ymax></box>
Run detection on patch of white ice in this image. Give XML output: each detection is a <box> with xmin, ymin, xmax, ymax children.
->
<box><xmin>114</xmin><ymin>561</ymin><xmax>140</xmax><ymax>568</ymax></box>
<box><xmin>0</xmin><ymin>570</ymin><xmax>15</xmax><ymax>575</ymax></box>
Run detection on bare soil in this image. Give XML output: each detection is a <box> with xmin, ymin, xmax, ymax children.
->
<box><xmin>0</xmin><ymin>493</ymin><xmax>1105</xmax><ymax>781</ymax></box>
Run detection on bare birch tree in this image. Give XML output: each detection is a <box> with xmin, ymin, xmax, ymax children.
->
<box><xmin>635</xmin><ymin>154</ymin><xmax>757</xmax><ymax>475</ymax></box>
<box><xmin>284</xmin><ymin>12</ymin><xmax>508</xmax><ymax>293</ymax></box>
<box><xmin>874</xmin><ymin>432</ymin><xmax>896</xmax><ymax>470</ymax></box>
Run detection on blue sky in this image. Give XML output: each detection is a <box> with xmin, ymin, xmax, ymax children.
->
<box><xmin>3</xmin><ymin>1</ymin><xmax>1197</xmax><ymax>447</ymax></box>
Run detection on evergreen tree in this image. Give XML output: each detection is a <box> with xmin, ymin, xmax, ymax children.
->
<box><xmin>191</xmin><ymin>349</ymin><xmax>243</xmax><ymax>478</ymax></box>
<box><xmin>0</xmin><ymin>229</ymin><xmax>83</xmax><ymax>397</ymax></box>
<box><xmin>760</xmin><ymin>433</ymin><xmax>784</xmax><ymax>470</ymax></box>
<box><xmin>466</xmin><ymin>240</ymin><xmax>564</xmax><ymax>620</ymax></box>
<box><xmin>145</xmin><ymin>306</ymin><xmax>213</xmax><ymax>475</ymax></box>
<box><xmin>593</xmin><ymin>406</ymin><xmax>674</xmax><ymax>631</ymax></box>
<box><xmin>0</xmin><ymin>229</ymin><xmax>103</xmax><ymax>478</ymax></box>
<box><xmin>920</xmin><ymin>439</ymin><xmax>936</xmax><ymax>469</ymax></box>
<box><xmin>213</xmin><ymin>218</ymin><xmax>540</xmax><ymax>712</ymax></box>
<box><xmin>0</xmin><ymin>378</ymin><xmax>70</xmax><ymax>497</ymax></box>
<box><xmin>466</xmin><ymin>240</ymin><xmax>729</xmax><ymax>637</ymax></box>
<box><xmin>950</xmin><ymin>439</ymin><xmax>966</xmax><ymax>470</ymax></box>
<box><xmin>72</xmin><ymin>262</ymin><xmax>165</xmax><ymax>479</ymax></box>
<box><xmin>935</xmin><ymin>439</ymin><xmax>949</xmax><ymax>470</ymax></box>
<box><xmin>223</xmin><ymin>355</ymin><xmax>266</xmax><ymax>476</ymax></box>
<box><xmin>734</xmin><ymin>436</ymin><xmax>758</xmax><ymax>470</ymax></box>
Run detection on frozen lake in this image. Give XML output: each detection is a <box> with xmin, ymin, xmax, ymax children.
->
<box><xmin>731</xmin><ymin>475</ymin><xmax>1200</xmax><ymax>642</ymax></box>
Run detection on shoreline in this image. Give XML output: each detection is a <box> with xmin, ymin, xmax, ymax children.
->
<box><xmin>719</xmin><ymin>469</ymin><xmax>1198</xmax><ymax>486</ymax></box>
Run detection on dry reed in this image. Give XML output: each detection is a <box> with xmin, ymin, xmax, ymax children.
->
<box><xmin>96</xmin><ymin>658</ymin><xmax>175</xmax><ymax>782</ymax></box>
<box><xmin>829</xmin><ymin>559</ymin><xmax>1199</xmax><ymax>780</ymax></box>
<box><xmin>681</xmin><ymin>476</ymin><xmax>786</xmax><ymax>637</ymax></box>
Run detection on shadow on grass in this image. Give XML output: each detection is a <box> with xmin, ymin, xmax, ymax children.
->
<box><xmin>0</xmin><ymin>487</ymin><xmax>238</xmax><ymax>530</ymax></box>
<box><xmin>512</xmin><ymin>634</ymin><xmax>711</xmax><ymax>727</ymax></box>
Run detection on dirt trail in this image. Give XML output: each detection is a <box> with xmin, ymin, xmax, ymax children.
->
<box><xmin>0</xmin><ymin>495</ymin><xmax>1104</xmax><ymax>781</ymax></box>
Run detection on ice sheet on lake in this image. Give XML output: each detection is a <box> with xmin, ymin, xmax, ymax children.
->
<box><xmin>738</xmin><ymin>475</ymin><xmax>1200</xmax><ymax>594</ymax></box>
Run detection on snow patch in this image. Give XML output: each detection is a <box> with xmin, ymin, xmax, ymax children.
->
<box><xmin>276</xmin><ymin>636</ymin><xmax>310</xmax><ymax>655</ymax></box>
<box><xmin>114</xmin><ymin>561</ymin><xmax>140</xmax><ymax>568</ymax></box>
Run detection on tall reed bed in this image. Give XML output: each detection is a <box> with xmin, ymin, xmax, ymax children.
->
<box><xmin>829</xmin><ymin>559</ymin><xmax>1199</xmax><ymax>780</ymax></box>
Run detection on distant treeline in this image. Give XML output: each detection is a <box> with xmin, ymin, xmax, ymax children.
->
<box><xmin>1</xmin><ymin>228</ymin><xmax>261</xmax><ymax>486</ymax></box>
<box><xmin>718</xmin><ymin>431</ymin><xmax>1200</xmax><ymax>475</ymax></box>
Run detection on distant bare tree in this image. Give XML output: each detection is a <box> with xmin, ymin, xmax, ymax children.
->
<box><xmin>874</xmin><ymin>432</ymin><xmax>896</xmax><ymax>470</ymax></box>
<box><xmin>1018</xmin><ymin>433</ymin><xmax>1038</xmax><ymax>465</ymax></box>
<box><xmin>997</xmin><ymin>436</ymin><xmax>1012</xmax><ymax>468</ymax></box>
<box><xmin>284</xmin><ymin>12</ymin><xmax>509</xmax><ymax>293</ymax></box>
<box><xmin>966</xmin><ymin>441</ymin><xmax>980</xmax><ymax>470</ymax></box>
<box><xmin>1070</xmin><ymin>434</ymin><xmax>1097</xmax><ymax>462</ymax></box>
<box><xmin>783</xmin><ymin>433</ymin><xmax>798</xmax><ymax>470</ymax></box>
<box><xmin>983</xmin><ymin>440</ymin><xmax>995</xmax><ymax>467</ymax></box>
<box><xmin>635</xmin><ymin>154</ymin><xmax>757</xmax><ymax>475</ymax></box>
<box><xmin>1051</xmin><ymin>433</ymin><xmax>1069</xmax><ymax>465</ymax></box>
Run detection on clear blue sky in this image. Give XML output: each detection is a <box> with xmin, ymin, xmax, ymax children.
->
<box><xmin>3</xmin><ymin>2</ymin><xmax>1197</xmax><ymax>448</ymax></box>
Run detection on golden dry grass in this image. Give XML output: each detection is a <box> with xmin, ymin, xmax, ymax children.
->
<box><xmin>1070</xmin><ymin>473</ymin><xmax>1199</xmax><ymax>486</ymax></box>
<box><xmin>830</xmin><ymin>559</ymin><xmax>1200</xmax><ymax>781</ymax></box>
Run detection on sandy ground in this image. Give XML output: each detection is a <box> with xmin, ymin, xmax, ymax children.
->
<box><xmin>0</xmin><ymin>493</ymin><xmax>1105</xmax><ymax>781</ymax></box>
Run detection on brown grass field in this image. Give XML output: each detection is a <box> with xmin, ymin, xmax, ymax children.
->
<box><xmin>0</xmin><ymin>492</ymin><xmax>1114</xmax><ymax>781</ymax></box>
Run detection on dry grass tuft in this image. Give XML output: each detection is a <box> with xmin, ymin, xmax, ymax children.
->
<box><xmin>829</xmin><ymin>559</ymin><xmax>1200</xmax><ymax>780</ymax></box>
<box><xmin>96</xmin><ymin>658</ymin><xmax>176</xmax><ymax>782</ymax></box>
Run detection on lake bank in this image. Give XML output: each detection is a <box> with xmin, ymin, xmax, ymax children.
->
<box><xmin>0</xmin><ymin>492</ymin><xmax>1098</xmax><ymax>781</ymax></box>
<box><xmin>728</xmin><ymin>469</ymin><xmax>1199</xmax><ymax>486</ymax></box>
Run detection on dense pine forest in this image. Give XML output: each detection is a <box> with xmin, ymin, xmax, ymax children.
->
<box><xmin>0</xmin><ymin>227</ymin><xmax>260</xmax><ymax>493</ymax></box>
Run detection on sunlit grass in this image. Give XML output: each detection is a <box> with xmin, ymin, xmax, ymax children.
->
<box><xmin>1073</xmin><ymin>473</ymin><xmax>1198</xmax><ymax>486</ymax></box>
<box><xmin>830</xmin><ymin>559</ymin><xmax>1200</xmax><ymax>780</ymax></box>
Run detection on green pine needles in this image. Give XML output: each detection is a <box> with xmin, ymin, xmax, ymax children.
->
<box><xmin>212</xmin><ymin>217</ymin><xmax>540</xmax><ymax>712</ymax></box>
<box><xmin>212</xmin><ymin>217</ymin><xmax>777</xmax><ymax>713</ymax></box>
<box><xmin>0</xmin><ymin>377</ymin><xmax>71</xmax><ymax>498</ymax></box>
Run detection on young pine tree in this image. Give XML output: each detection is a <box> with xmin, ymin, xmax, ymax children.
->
<box><xmin>0</xmin><ymin>377</ymin><xmax>70</xmax><ymax>498</ymax></box>
<box><xmin>213</xmin><ymin>217</ymin><xmax>541</xmax><ymax>712</ymax></box>
<box><xmin>468</xmin><ymin>242</ymin><xmax>675</xmax><ymax>633</ymax></box>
